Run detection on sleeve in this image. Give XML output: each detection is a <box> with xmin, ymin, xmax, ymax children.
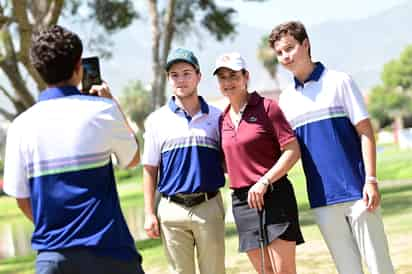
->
<box><xmin>267</xmin><ymin>99</ymin><xmax>296</xmax><ymax>149</ymax></box>
<box><xmin>3</xmin><ymin>122</ymin><xmax>30</xmax><ymax>198</ymax></box>
<box><xmin>108</xmin><ymin>103</ymin><xmax>139</xmax><ymax>168</ymax></box>
<box><xmin>340</xmin><ymin>73</ymin><xmax>369</xmax><ymax>125</ymax></box>
<box><xmin>218</xmin><ymin>113</ymin><xmax>226</xmax><ymax>162</ymax></box>
<box><xmin>141</xmin><ymin>114</ymin><xmax>161</xmax><ymax>167</ymax></box>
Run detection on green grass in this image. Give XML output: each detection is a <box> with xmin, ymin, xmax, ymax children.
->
<box><xmin>2</xmin><ymin>182</ymin><xmax>410</xmax><ymax>273</ymax></box>
<box><xmin>0</xmin><ymin>145</ymin><xmax>411</xmax><ymax>273</ymax></box>
<box><xmin>376</xmin><ymin>146</ymin><xmax>412</xmax><ymax>180</ymax></box>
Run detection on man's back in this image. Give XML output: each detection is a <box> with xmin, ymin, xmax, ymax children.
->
<box><xmin>4</xmin><ymin>87</ymin><xmax>139</xmax><ymax>260</ymax></box>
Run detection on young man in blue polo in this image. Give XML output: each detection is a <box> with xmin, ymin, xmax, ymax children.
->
<box><xmin>269</xmin><ymin>21</ymin><xmax>394</xmax><ymax>274</ymax></box>
<box><xmin>3</xmin><ymin>25</ymin><xmax>144</xmax><ymax>274</ymax></box>
<box><xmin>142</xmin><ymin>48</ymin><xmax>226</xmax><ymax>274</ymax></box>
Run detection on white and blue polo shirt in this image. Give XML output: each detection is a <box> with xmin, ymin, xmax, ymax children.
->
<box><xmin>3</xmin><ymin>86</ymin><xmax>140</xmax><ymax>262</ymax></box>
<box><xmin>279</xmin><ymin>63</ymin><xmax>369</xmax><ymax>208</ymax></box>
<box><xmin>142</xmin><ymin>96</ymin><xmax>225</xmax><ymax>195</ymax></box>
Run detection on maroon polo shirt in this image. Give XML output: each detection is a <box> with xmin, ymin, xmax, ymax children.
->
<box><xmin>220</xmin><ymin>92</ymin><xmax>296</xmax><ymax>189</ymax></box>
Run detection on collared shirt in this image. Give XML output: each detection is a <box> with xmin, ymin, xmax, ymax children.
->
<box><xmin>220</xmin><ymin>92</ymin><xmax>296</xmax><ymax>189</ymax></box>
<box><xmin>279</xmin><ymin>63</ymin><xmax>369</xmax><ymax>208</ymax></box>
<box><xmin>3</xmin><ymin>86</ymin><xmax>140</xmax><ymax>261</ymax></box>
<box><xmin>142</xmin><ymin>96</ymin><xmax>225</xmax><ymax>195</ymax></box>
<box><xmin>293</xmin><ymin>62</ymin><xmax>325</xmax><ymax>89</ymax></box>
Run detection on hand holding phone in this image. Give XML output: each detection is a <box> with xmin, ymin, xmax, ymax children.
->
<box><xmin>81</xmin><ymin>56</ymin><xmax>102</xmax><ymax>94</ymax></box>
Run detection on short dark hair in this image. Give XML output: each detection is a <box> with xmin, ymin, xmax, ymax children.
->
<box><xmin>269</xmin><ymin>21</ymin><xmax>311</xmax><ymax>57</ymax></box>
<box><xmin>30</xmin><ymin>25</ymin><xmax>83</xmax><ymax>84</ymax></box>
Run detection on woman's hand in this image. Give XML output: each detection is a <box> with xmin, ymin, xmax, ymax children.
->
<box><xmin>247</xmin><ymin>178</ymin><xmax>269</xmax><ymax>211</ymax></box>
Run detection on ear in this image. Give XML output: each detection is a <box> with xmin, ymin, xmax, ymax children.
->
<box><xmin>303</xmin><ymin>38</ymin><xmax>310</xmax><ymax>51</ymax></box>
<box><xmin>244</xmin><ymin>70</ymin><xmax>250</xmax><ymax>81</ymax></box>
<box><xmin>74</xmin><ymin>58</ymin><xmax>82</xmax><ymax>74</ymax></box>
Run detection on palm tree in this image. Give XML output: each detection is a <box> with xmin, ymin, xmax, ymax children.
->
<box><xmin>257</xmin><ymin>35</ymin><xmax>279</xmax><ymax>87</ymax></box>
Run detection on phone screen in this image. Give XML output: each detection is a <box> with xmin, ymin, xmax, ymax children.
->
<box><xmin>81</xmin><ymin>57</ymin><xmax>102</xmax><ymax>93</ymax></box>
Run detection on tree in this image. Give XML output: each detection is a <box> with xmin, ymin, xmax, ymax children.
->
<box><xmin>0</xmin><ymin>0</ymin><xmax>136</xmax><ymax>121</ymax></box>
<box><xmin>119</xmin><ymin>80</ymin><xmax>151</xmax><ymax>132</ymax></box>
<box><xmin>368</xmin><ymin>85</ymin><xmax>411</xmax><ymax>128</ymax></box>
<box><xmin>257</xmin><ymin>35</ymin><xmax>279</xmax><ymax>87</ymax></box>
<box><xmin>0</xmin><ymin>0</ymin><xmax>266</xmax><ymax>121</ymax></box>
<box><xmin>368</xmin><ymin>44</ymin><xmax>412</xmax><ymax>129</ymax></box>
<box><xmin>381</xmin><ymin>45</ymin><xmax>412</xmax><ymax>90</ymax></box>
<box><xmin>0</xmin><ymin>0</ymin><xmax>63</xmax><ymax>121</ymax></box>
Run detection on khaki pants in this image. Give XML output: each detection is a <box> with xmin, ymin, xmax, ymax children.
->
<box><xmin>313</xmin><ymin>200</ymin><xmax>394</xmax><ymax>274</ymax></box>
<box><xmin>158</xmin><ymin>192</ymin><xmax>226</xmax><ymax>274</ymax></box>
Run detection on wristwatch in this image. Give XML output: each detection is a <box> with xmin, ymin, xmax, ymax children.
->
<box><xmin>258</xmin><ymin>176</ymin><xmax>270</xmax><ymax>187</ymax></box>
<box><xmin>366</xmin><ymin>176</ymin><xmax>378</xmax><ymax>184</ymax></box>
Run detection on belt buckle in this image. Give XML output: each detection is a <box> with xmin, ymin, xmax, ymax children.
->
<box><xmin>183</xmin><ymin>194</ymin><xmax>205</xmax><ymax>207</ymax></box>
<box><xmin>183</xmin><ymin>198</ymin><xmax>197</xmax><ymax>207</ymax></box>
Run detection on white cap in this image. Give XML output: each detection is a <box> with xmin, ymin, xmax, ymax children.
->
<box><xmin>213</xmin><ymin>52</ymin><xmax>247</xmax><ymax>75</ymax></box>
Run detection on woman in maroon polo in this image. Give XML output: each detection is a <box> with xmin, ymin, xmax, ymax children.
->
<box><xmin>214</xmin><ymin>52</ymin><xmax>304</xmax><ymax>274</ymax></box>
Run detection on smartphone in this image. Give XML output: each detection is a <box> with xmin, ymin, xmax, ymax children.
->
<box><xmin>81</xmin><ymin>56</ymin><xmax>102</xmax><ymax>94</ymax></box>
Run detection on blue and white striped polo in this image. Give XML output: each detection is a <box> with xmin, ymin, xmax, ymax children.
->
<box><xmin>142</xmin><ymin>96</ymin><xmax>225</xmax><ymax>195</ymax></box>
<box><xmin>3</xmin><ymin>86</ymin><xmax>140</xmax><ymax>262</ymax></box>
<box><xmin>279</xmin><ymin>63</ymin><xmax>369</xmax><ymax>208</ymax></box>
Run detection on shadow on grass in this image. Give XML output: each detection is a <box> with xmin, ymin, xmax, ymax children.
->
<box><xmin>1</xmin><ymin>254</ymin><xmax>34</xmax><ymax>265</ymax></box>
<box><xmin>380</xmin><ymin>183</ymin><xmax>412</xmax><ymax>216</ymax></box>
<box><xmin>296</xmin><ymin>181</ymin><xmax>412</xmax><ymax>228</ymax></box>
<box><xmin>380</xmin><ymin>182</ymin><xmax>412</xmax><ymax>196</ymax></box>
<box><xmin>120</xmin><ymin>192</ymin><xmax>144</xmax><ymax>205</ymax></box>
<box><xmin>0</xmin><ymin>254</ymin><xmax>34</xmax><ymax>274</ymax></box>
<box><xmin>134</xmin><ymin>181</ymin><xmax>412</xmax><ymax>251</ymax></box>
<box><xmin>136</xmin><ymin>237</ymin><xmax>162</xmax><ymax>251</ymax></box>
<box><xmin>224</xmin><ymin>224</ymin><xmax>238</xmax><ymax>237</ymax></box>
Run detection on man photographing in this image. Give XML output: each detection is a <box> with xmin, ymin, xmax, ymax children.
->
<box><xmin>3</xmin><ymin>25</ymin><xmax>144</xmax><ymax>274</ymax></box>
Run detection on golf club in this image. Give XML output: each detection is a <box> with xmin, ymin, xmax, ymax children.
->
<box><xmin>258</xmin><ymin>209</ymin><xmax>266</xmax><ymax>274</ymax></box>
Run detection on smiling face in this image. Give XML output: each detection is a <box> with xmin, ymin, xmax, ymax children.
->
<box><xmin>215</xmin><ymin>68</ymin><xmax>249</xmax><ymax>100</ymax></box>
<box><xmin>168</xmin><ymin>61</ymin><xmax>201</xmax><ymax>99</ymax></box>
<box><xmin>273</xmin><ymin>33</ymin><xmax>311</xmax><ymax>75</ymax></box>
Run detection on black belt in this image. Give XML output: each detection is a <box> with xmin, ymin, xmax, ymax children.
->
<box><xmin>162</xmin><ymin>191</ymin><xmax>219</xmax><ymax>207</ymax></box>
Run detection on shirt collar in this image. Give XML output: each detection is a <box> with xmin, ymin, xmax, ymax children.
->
<box><xmin>38</xmin><ymin>86</ymin><xmax>81</xmax><ymax>102</ymax></box>
<box><xmin>294</xmin><ymin>62</ymin><xmax>325</xmax><ymax>89</ymax></box>
<box><xmin>222</xmin><ymin>91</ymin><xmax>262</xmax><ymax>116</ymax></box>
<box><xmin>167</xmin><ymin>96</ymin><xmax>209</xmax><ymax>114</ymax></box>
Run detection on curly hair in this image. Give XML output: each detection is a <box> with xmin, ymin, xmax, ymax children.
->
<box><xmin>268</xmin><ymin>21</ymin><xmax>311</xmax><ymax>57</ymax></box>
<box><xmin>30</xmin><ymin>25</ymin><xmax>83</xmax><ymax>84</ymax></box>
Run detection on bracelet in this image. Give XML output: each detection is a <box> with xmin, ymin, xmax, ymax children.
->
<box><xmin>366</xmin><ymin>176</ymin><xmax>378</xmax><ymax>183</ymax></box>
<box><xmin>258</xmin><ymin>176</ymin><xmax>270</xmax><ymax>187</ymax></box>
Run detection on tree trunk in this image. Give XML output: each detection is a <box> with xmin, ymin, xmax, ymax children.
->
<box><xmin>157</xmin><ymin>0</ymin><xmax>176</xmax><ymax>107</ymax></box>
<box><xmin>147</xmin><ymin>0</ymin><xmax>161</xmax><ymax>110</ymax></box>
<box><xmin>0</xmin><ymin>27</ymin><xmax>36</xmax><ymax>110</ymax></box>
<box><xmin>0</xmin><ymin>0</ymin><xmax>64</xmax><ymax>121</ymax></box>
<box><xmin>393</xmin><ymin>115</ymin><xmax>404</xmax><ymax>145</ymax></box>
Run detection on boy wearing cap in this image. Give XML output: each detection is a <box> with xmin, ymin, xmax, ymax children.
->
<box><xmin>269</xmin><ymin>21</ymin><xmax>394</xmax><ymax>274</ymax></box>
<box><xmin>142</xmin><ymin>48</ymin><xmax>226</xmax><ymax>274</ymax></box>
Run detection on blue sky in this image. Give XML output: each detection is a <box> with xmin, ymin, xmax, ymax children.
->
<box><xmin>217</xmin><ymin>0</ymin><xmax>408</xmax><ymax>29</ymax></box>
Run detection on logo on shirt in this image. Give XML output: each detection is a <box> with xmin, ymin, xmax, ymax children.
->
<box><xmin>248</xmin><ymin>116</ymin><xmax>257</xmax><ymax>122</ymax></box>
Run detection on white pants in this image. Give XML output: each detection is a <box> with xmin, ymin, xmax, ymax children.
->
<box><xmin>313</xmin><ymin>200</ymin><xmax>394</xmax><ymax>274</ymax></box>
